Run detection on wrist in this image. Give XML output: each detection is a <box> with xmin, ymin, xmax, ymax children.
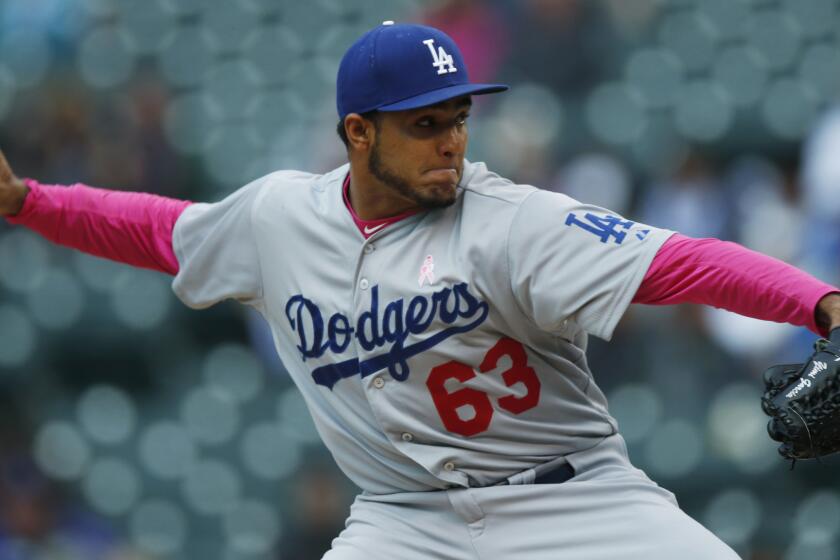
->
<box><xmin>4</xmin><ymin>178</ymin><xmax>30</xmax><ymax>217</ymax></box>
<box><xmin>816</xmin><ymin>292</ymin><xmax>840</xmax><ymax>334</ymax></box>
<box><xmin>12</xmin><ymin>179</ymin><xmax>29</xmax><ymax>215</ymax></box>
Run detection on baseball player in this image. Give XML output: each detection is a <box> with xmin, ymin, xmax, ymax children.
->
<box><xmin>2</xmin><ymin>22</ymin><xmax>840</xmax><ymax>560</ymax></box>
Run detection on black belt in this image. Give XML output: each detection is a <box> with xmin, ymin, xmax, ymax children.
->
<box><xmin>490</xmin><ymin>461</ymin><xmax>576</xmax><ymax>487</ymax></box>
<box><xmin>533</xmin><ymin>462</ymin><xmax>576</xmax><ymax>485</ymax></box>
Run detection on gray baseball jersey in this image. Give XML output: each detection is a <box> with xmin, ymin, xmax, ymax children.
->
<box><xmin>171</xmin><ymin>160</ymin><xmax>672</xmax><ymax>494</ymax></box>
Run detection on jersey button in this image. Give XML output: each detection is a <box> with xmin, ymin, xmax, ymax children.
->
<box><xmin>373</xmin><ymin>377</ymin><xmax>385</xmax><ymax>389</ymax></box>
<box><xmin>359</xmin><ymin>278</ymin><xmax>369</xmax><ymax>290</ymax></box>
<box><xmin>363</xmin><ymin>244</ymin><xmax>375</xmax><ymax>254</ymax></box>
<box><xmin>443</xmin><ymin>461</ymin><xmax>455</xmax><ymax>472</ymax></box>
<box><xmin>401</xmin><ymin>432</ymin><xmax>414</xmax><ymax>442</ymax></box>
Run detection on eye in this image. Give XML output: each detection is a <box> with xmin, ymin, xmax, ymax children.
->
<box><xmin>455</xmin><ymin>112</ymin><xmax>470</xmax><ymax>126</ymax></box>
<box><xmin>417</xmin><ymin>116</ymin><xmax>434</xmax><ymax>128</ymax></box>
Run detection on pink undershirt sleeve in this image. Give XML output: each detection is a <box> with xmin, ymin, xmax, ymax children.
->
<box><xmin>6</xmin><ymin>183</ymin><xmax>836</xmax><ymax>332</ymax></box>
<box><xmin>4</xmin><ymin>179</ymin><xmax>191</xmax><ymax>275</ymax></box>
<box><xmin>633</xmin><ymin>233</ymin><xmax>839</xmax><ymax>336</ymax></box>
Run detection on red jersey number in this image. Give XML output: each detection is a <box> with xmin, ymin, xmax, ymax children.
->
<box><xmin>480</xmin><ymin>337</ymin><xmax>541</xmax><ymax>414</ymax></box>
<box><xmin>425</xmin><ymin>338</ymin><xmax>541</xmax><ymax>437</ymax></box>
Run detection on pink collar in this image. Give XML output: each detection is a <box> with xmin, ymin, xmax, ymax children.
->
<box><xmin>342</xmin><ymin>173</ymin><xmax>419</xmax><ymax>239</ymax></box>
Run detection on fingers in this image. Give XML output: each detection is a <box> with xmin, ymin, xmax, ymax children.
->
<box><xmin>762</xmin><ymin>363</ymin><xmax>803</xmax><ymax>389</ymax></box>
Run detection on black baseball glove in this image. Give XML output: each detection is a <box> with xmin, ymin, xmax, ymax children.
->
<box><xmin>762</xmin><ymin>327</ymin><xmax>840</xmax><ymax>461</ymax></box>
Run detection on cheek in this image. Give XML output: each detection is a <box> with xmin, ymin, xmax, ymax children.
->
<box><xmin>385</xmin><ymin>140</ymin><xmax>432</xmax><ymax>172</ymax></box>
<box><xmin>378</xmin><ymin>133</ymin><xmax>409</xmax><ymax>159</ymax></box>
<box><xmin>452</xmin><ymin>127</ymin><xmax>469</xmax><ymax>151</ymax></box>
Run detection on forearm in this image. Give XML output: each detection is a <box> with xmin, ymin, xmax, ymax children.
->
<box><xmin>4</xmin><ymin>179</ymin><xmax>191</xmax><ymax>275</ymax></box>
<box><xmin>633</xmin><ymin>233</ymin><xmax>839</xmax><ymax>336</ymax></box>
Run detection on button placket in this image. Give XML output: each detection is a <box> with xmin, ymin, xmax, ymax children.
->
<box><xmin>353</xmin><ymin>234</ymin><xmax>438</xmax><ymax>472</ymax></box>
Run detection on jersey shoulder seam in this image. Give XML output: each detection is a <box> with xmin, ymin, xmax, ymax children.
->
<box><xmin>247</xmin><ymin>175</ymin><xmax>277</xmax><ymax>308</ymax></box>
<box><xmin>459</xmin><ymin>182</ymin><xmax>536</xmax><ymax>206</ymax></box>
<box><xmin>504</xmin><ymin>189</ymin><xmax>546</xmax><ymax>329</ymax></box>
<box><xmin>260</xmin><ymin>169</ymin><xmax>321</xmax><ymax>191</ymax></box>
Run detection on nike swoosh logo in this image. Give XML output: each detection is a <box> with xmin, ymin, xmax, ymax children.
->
<box><xmin>363</xmin><ymin>223</ymin><xmax>386</xmax><ymax>235</ymax></box>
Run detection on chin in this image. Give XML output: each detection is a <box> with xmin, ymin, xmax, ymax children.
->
<box><xmin>416</xmin><ymin>184</ymin><xmax>458</xmax><ymax>209</ymax></box>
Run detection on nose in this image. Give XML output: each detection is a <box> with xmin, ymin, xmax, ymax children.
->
<box><xmin>438</xmin><ymin>124</ymin><xmax>466</xmax><ymax>159</ymax></box>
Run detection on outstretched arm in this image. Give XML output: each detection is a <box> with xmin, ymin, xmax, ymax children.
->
<box><xmin>0</xmin><ymin>150</ymin><xmax>191</xmax><ymax>275</ymax></box>
<box><xmin>633</xmin><ymin>233</ymin><xmax>840</xmax><ymax>336</ymax></box>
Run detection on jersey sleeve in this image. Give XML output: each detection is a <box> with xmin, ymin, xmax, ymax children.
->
<box><xmin>171</xmin><ymin>175</ymin><xmax>269</xmax><ymax>310</ymax></box>
<box><xmin>507</xmin><ymin>189</ymin><xmax>673</xmax><ymax>340</ymax></box>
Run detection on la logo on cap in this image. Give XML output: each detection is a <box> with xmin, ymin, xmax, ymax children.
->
<box><xmin>423</xmin><ymin>39</ymin><xmax>457</xmax><ymax>75</ymax></box>
<box><xmin>336</xmin><ymin>22</ymin><xmax>507</xmax><ymax>118</ymax></box>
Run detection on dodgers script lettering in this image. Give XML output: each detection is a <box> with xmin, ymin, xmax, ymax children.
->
<box><xmin>285</xmin><ymin>282</ymin><xmax>489</xmax><ymax>390</ymax></box>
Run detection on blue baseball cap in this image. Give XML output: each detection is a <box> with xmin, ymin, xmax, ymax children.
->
<box><xmin>336</xmin><ymin>21</ymin><xmax>508</xmax><ymax>119</ymax></box>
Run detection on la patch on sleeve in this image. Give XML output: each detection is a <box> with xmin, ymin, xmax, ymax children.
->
<box><xmin>564</xmin><ymin>211</ymin><xmax>648</xmax><ymax>245</ymax></box>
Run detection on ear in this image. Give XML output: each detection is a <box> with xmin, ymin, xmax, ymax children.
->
<box><xmin>344</xmin><ymin>114</ymin><xmax>375</xmax><ymax>151</ymax></box>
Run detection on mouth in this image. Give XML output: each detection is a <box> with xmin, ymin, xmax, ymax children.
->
<box><xmin>423</xmin><ymin>168</ymin><xmax>459</xmax><ymax>184</ymax></box>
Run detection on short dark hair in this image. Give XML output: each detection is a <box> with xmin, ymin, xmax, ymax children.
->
<box><xmin>337</xmin><ymin>110</ymin><xmax>380</xmax><ymax>149</ymax></box>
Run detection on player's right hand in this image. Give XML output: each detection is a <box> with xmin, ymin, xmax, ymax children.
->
<box><xmin>0</xmin><ymin>149</ymin><xmax>28</xmax><ymax>217</ymax></box>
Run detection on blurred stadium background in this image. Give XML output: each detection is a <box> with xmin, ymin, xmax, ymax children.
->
<box><xmin>1</xmin><ymin>0</ymin><xmax>840</xmax><ymax>558</ymax></box>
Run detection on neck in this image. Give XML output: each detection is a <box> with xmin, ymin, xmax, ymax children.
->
<box><xmin>347</xmin><ymin>160</ymin><xmax>418</xmax><ymax>220</ymax></box>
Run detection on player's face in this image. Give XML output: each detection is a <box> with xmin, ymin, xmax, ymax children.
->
<box><xmin>368</xmin><ymin>96</ymin><xmax>471</xmax><ymax>210</ymax></box>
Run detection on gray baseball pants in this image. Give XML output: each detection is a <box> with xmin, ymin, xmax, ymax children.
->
<box><xmin>323</xmin><ymin>434</ymin><xmax>740</xmax><ymax>560</ymax></box>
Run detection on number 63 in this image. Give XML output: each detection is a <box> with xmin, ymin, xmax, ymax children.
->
<box><xmin>425</xmin><ymin>338</ymin><xmax>541</xmax><ymax>437</ymax></box>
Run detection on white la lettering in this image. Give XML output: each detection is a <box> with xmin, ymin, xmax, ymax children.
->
<box><xmin>422</xmin><ymin>39</ymin><xmax>457</xmax><ymax>75</ymax></box>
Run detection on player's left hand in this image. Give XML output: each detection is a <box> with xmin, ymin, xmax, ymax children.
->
<box><xmin>0</xmin><ymin>148</ymin><xmax>28</xmax><ymax>217</ymax></box>
<box><xmin>762</xmin><ymin>328</ymin><xmax>840</xmax><ymax>461</ymax></box>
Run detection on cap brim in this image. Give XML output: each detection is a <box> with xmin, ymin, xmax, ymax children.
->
<box><xmin>377</xmin><ymin>83</ymin><xmax>509</xmax><ymax>112</ymax></box>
